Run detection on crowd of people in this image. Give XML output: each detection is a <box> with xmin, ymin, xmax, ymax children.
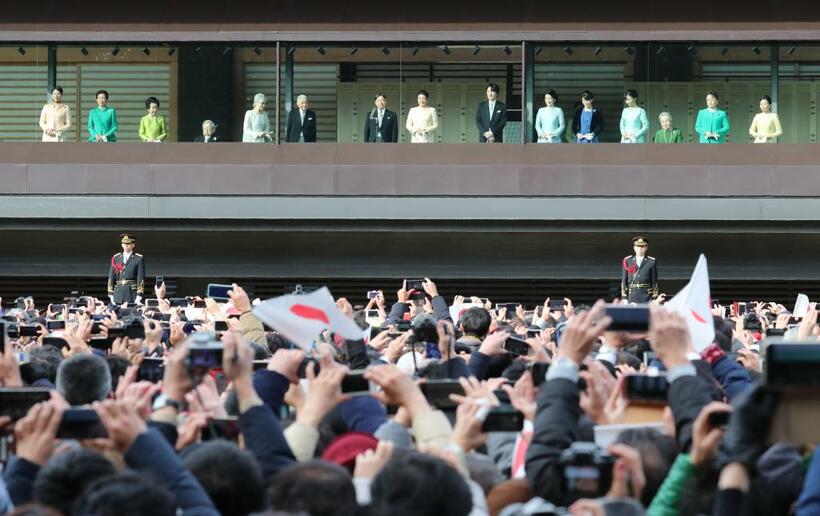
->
<box><xmin>36</xmin><ymin>84</ymin><xmax>785</xmax><ymax>144</ymax></box>
<box><xmin>0</xmin><ymin>276</ymin><xmax>818</xmax><ymax>516</ymax></box>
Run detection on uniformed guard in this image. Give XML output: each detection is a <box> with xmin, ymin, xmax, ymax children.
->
<box><xmin>620</xmin><ymin>236</ymin><xmax>658</xmax><ymax>303</ymax></box>
<box><xmin>107</xmin><ymin>234</ymin><xmax>145</xmax><ymax>304</ymax></box>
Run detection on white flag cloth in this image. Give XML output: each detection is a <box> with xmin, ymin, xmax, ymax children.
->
<box><xmin>794</xmin><ymin>294</ymin><xmax>811</xmax><ymax>318</ymax></box>
<box><xmin>252</xmin><ymin>287</ymin><xmax>363</xmax><ymax>349</ymax></box>
<box><xmin>665</xmin><ymin>254</ymin><xmax>715</xmax><ymax>352</ymax></box>
<box><xmin>449</xmin><ymin>303</ymin><xmax>483</xmax><ymax>323</ymax></box>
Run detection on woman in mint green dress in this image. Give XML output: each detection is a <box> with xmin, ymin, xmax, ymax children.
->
<box><xmin>694</xmin><ymin>91</ymin><xmax>730</xmax><ymax>144</ymax></box>
<box><xmin>87</xmin><ymin>89</ymin><xmax>118</xmax><ymax>142</ymax></box>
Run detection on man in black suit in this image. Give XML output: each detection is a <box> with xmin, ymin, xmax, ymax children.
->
<box><xmin>285</xmin><ymin>94</ymin><xmax>317</xmax><ymax>143</ymax></box>
<box><xmin>363</xmin><ymin>93</ymin><xmax>399</xmax><ymax>143</ymax></box>
<box><xmin>107</xmin><ymin>234</ymin><xmax>145</xmax><ymax>305</ymax></box>
<box><xmin>476</xmin><ymin>83</ymin><xmax>507</xmax><ymax>143</ymax></box>
<box><xmin>620</xmin><ymin>236</ymin><xmax>658</xmax><ymax>303</ymax></box>
<box><xmin>193</xmin><ymin>120</ymin><xmax>220</xmax><ymax>142</ymax></box>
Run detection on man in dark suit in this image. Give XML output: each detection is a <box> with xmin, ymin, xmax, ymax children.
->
<box><xmin>476</xmin><ymin>83</ymin><xmax>507</xmax><ymax>143</ymax></box>
<box><xmin>363</xmin><ymin>93</ymin><xmax>399</xmax><ymax>143</ymax></box>
<box><xmin>193</xmin><ymin>120</ymin><xmax>220</xmax><ymax>142</ymax></box>
<box><xmin>107</xmin><ymin>234</ymin><xmax>146</xmax><ymax>305</ymax></box>
<box><xmin>620</xmin><ymin>236</ymin><xmax>658</xmax><ymax>303</ymax></box>
<box><xmin>285</xmin><ymin>94</ymin><xmax>317</xmax><ymax>143</ymax></box>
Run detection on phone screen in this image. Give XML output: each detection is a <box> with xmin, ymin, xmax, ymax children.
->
<box><xmin>626</xmin><ymin>375</ymin><xmax>669</xmax><ymax>403</ymax></box>
<box><xmin>503</xmin><ymin>337</ymin><xmax>530</xmax><ymax>356</ymax></box>
<box><xmin>207</xmin><ymin>284</ymin><xmax>233</xmax><ymax>301</ymax></box>
<box><xmin>604</xmin><ymin>305</ymin><xmax>650</xmax><ymax>332</ymax></box>
<box><xmin>767</xmin><ymin>344</ymin><xmax>820</xmax><ymax>387</ymax></box>
<box><xmin>46</xmin><ymin>320</ymin><xmax>65</xmax><ymax>331</ymax></box>
<box><xmin>138</xmin><ymin>357</ymin><xmax>165</xmax><ymax>383</ymax></box>
<box><xmin>340</xmin><ymin>371</ymin><xmax>372</xmax><ymax>395</ymax></box>
<box><xmin>57</xmin><ymin>409</ymin><xmax>108</xmax><ymax>439</ymax></box>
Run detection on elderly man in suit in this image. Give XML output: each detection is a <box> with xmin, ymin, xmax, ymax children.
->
<box><xmin>476</xmin><ymin>83</ymin><xmax>507</xmax><ymax>143</ymax></box>
<box><xmin>363</xmin><ymin>93</ymin><xmax>399</xmax><ymax>143</ymax></box>
<box><xmin>193</xmin><ymin>120</ymin><xmax>220</xmax><ymax>142</ymax></box>
<box><xmin>286</xmin><ymin>94</ymin><xmax>317</xmax><ymax>143</ymax></box>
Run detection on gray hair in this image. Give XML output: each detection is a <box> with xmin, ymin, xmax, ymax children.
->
<box><xmin>56</xmin><ymin>353</ymin><xmax>112</xmax><ymax>405</ymax></box>
<box><xmin>253</xmin><ymin>93</ymin><xmax>267</xmax><ymax>106</ymax></box>
<box><xmin>202</xmin><ymin>120</ymin><xmax>216</xmax><ymax>130</ymax></box>
<box><xmin>296</xmin><ymin>94</ymin><xmax>308</xmax><ymax>103</ymax></box>
<box><xmin>658</xmin><ymin>112</ymin><xmax>672</xmax><ymax>122</ymax></box>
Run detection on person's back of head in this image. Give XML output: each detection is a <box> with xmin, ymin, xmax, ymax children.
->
<box><xmin>33</xmin><ymin>448</ymin><xmax>116</xmax><ymax>514</ymax></box>
<box><xmin>615</xmin><ymin>351</ymin><xmax>641</xmax><ymax>370</ymax></box>
<box><xmin>460</xmin><ymin>308</ymin><xmax>492</xmax><ymax>339</ymax></box>
<box><xmin>72</xmin><ymin>471</ymin><xmax>175</xmax><ymax>516</ymax></box>
<box><xmin>24</xmin><ymin>346</ymin><xmax>63</xmax><ymax>384</ymax></box>
<box><xmin>267</xmin><ymin>460</ymin><xmax>358</xmax><ymax>516</ymax></box>
<box><xmin>56</xmin><ymin>353</ymin><xmax>112</xmax><ymax>405</ymax></box>
<box><xmin>183</xmin><ymin>440</ymin><xmax>265</xmax><ymax>516</ymax></box>
<box><xmin>370</xmin><ymin>451</ymin><xmax>472</xmax><ymax>516</ymax></box>
<box><xmin>615</xmin><ymin>428</ymin><xmax>677</xmax><ymax>506</ymax></box>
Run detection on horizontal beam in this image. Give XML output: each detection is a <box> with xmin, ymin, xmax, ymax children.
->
<box><xmin>2</xmin><ymin>196</ymin><xmax>820</xmax><ymax>223</ymax></box>
<box><xmin>5</xmin><ymin>27</ymin><xmax>820</xmax><ymax>43</ymax></box>
<box><xmin>2</xmin><ymin>143</ymin><xmax>820</xmax><ymax>198</ymax></box>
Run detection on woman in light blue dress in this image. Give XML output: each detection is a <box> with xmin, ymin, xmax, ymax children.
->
<box><xmin>619</xmin><ymin>89</ymin><xmax>649</xmax><ymax>143</ymax></box>
<box><xmin>535</xmin><ymin>89</ymin><xmax>565</xmax><ymax>143</ymax></box>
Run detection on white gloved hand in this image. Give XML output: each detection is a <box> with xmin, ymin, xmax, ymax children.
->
<box><xmin>135</xmin><ymin>296</ymin><xmax>143</xmax><ymax>304</ymax></box>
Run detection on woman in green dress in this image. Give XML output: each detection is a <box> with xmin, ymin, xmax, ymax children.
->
<box><xmin>653</xmin><ymin>112</ymin><xmax>682</xmax><ymax>143</ymax></box>
<box><xmin>139</xmin><ymin>96</ymin><xmax>168</xmax><ymax>142</ymax></box>
<box><xmin>694</xmin><ymin>91</ymin><xmax>730</xmax><ymax>144</ymax></box>
<box><xmin>87</xmin><ymin>89</ymin><xmax>118</xmax><ymax>143</ymax></box>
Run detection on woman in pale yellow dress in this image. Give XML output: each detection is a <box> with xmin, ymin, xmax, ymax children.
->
<box><xmin>39</xmin><ymin>86</ymin><xmax>71</xmax><ymax>142</ymax></box>
<box><xmin>405</xmin><ymin>89</ymin><xmax>438</xmax><ymax>143</ymax></box>
<box><xmin>748</xmin><ymin>95</ymin><xmax>783</xmax><ymax>143</ymax></box>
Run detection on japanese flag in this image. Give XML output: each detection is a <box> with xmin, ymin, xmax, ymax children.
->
<box><xmin>253</xmin><ymin>287</ymin><xmax>363</xmax><ymax>349</ymax></box>
<box><xmin>665</xmin><ymin>254</ymin><xmax>715</xmax><ymax>352</ymax></box>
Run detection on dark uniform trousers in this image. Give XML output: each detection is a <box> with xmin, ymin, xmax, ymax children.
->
<box><xmin>108</xmin><ymin>253</ymin><xmax>145</xmax><ymax>304</ymax></box>
<box><xmin>620</xmin><ymin>255</ymin><xmax>658</xmax><ymax>303</ymax></box>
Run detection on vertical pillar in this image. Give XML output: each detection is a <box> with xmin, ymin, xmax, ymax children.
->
<box><xmin>275</xmin><ymin>41</ymin><xmax>281</xmax><ymax>144</ymax></box>
<box><xmin>771</xmin><ymin>42</ymin><xmax>779</xmax><ymax>114</ymax></box>
<box><xmin>285</xmin><ymin>45</ymin><xmax>294</xmax><ymax>115</ymax></box>
<box><xmin>522</xmin><ymin>41</ymin><xmax>535</xmax><ymax>144</ymax></box>
<box><xmin>46</xmin><ymin>45</ymin><xmax>57</xmax><ymax>93</ymax></box>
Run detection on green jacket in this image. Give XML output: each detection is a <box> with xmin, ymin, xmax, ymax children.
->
<box><xmin>653</xmin><ymin>128</ymin><xmax>682</xmax><ymax>144</ymax></box>
<box><xmin>647</xmin><ymin>454</ymin><xmax>698</xmax><ymax>516</ymax></box>
<box><xmin>695</xmin><ymin>108</ymin><xmax>730</xmax><ymax>144</ymax></box>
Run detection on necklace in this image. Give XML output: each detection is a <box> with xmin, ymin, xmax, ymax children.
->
<box><xmin>660</xmin><ymin>129</ymin><xmax>676</xmax><ymax>143</ymax></box>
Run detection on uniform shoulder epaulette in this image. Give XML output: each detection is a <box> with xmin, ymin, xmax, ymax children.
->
<box><xmin>647</xmin><ymin>256</ymin><xmax>655</xmax><ymax>260</ymax></box>
<box><xmin>623</xmin><ymin>255</ymin><xmax>632</xmax><ymax>260</ymax></box>
<box><xmin>135</xmin><ymin>253</ymin><xmax>143</xmax><ymax>257</ymax></box>
<box><xmin>113</xmin><ymin>252</ymin><xmax>121</xmax><ymax>257</ymax></box>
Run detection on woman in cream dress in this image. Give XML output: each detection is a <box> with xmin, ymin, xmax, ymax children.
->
<box><xmin>748</xmin><ymin>95</ymin><xmax>783</xmax><ymax>143</ymax></box>
<box><xmin>405</xmin><ymin>89</ymin><xmax>438</xmax><ymax>143</ymax></box>
<box><xmin>39</xmin><ymin>86</ymin><xmax>71</xmax><ymax>142</ymax></box>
